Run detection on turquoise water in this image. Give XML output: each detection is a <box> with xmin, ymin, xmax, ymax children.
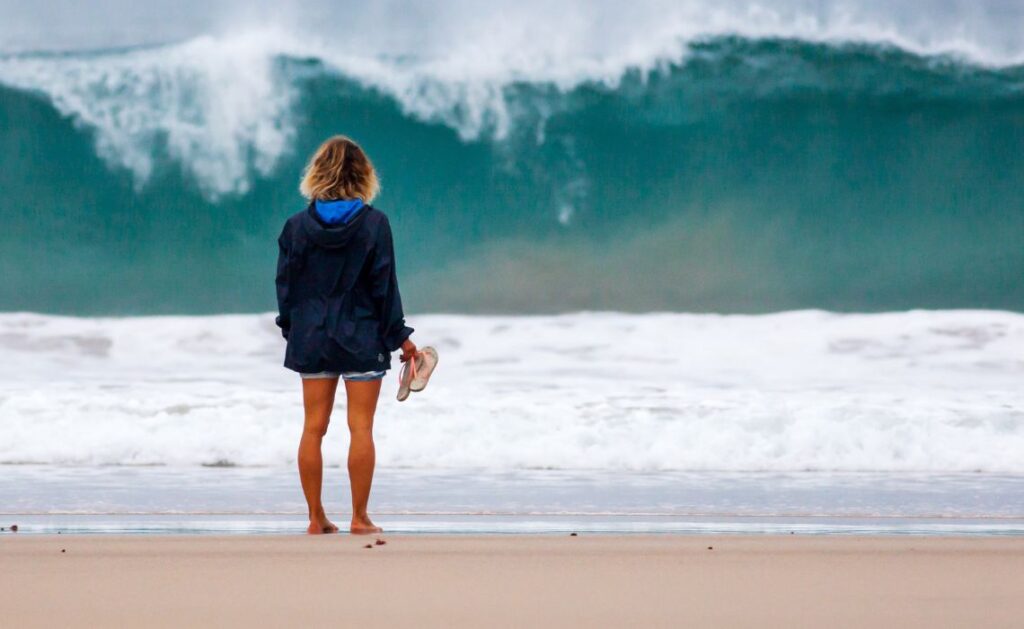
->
<box><xmin>2</xmin><ymin>37</ymin><xmax>1022</xmax><ymax>315</ymax></box>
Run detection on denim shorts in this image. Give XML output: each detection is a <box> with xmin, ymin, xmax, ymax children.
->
<box><xmin>300</xmin><ymin>370</ymin><xmax>386</xmax><ymax>382</ymax></box>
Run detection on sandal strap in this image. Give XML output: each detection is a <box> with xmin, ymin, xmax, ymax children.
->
<box><xmin>397</xmin><ymin>351</ymin><xmax>420</xmax><ymax>385</ymax></box>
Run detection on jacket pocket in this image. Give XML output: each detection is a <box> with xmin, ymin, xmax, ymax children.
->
<box><xmin>286</xmin><ymin>297</ymin><xmax>328</xmax><ymax>370</ymax></box>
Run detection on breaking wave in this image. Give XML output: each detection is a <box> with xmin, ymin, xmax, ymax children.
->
<box><xmin>1</xmin><ymin>1</ymin><xmax>1022</xmax><ymax>314</ymax></box>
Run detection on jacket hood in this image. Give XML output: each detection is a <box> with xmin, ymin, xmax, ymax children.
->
<box><xmin>300</xmin><ymin>201</ymin><xmax>370</xmax><ymax>248</ymax></box>
<box><xmin>315</xmin><ymin>198</ymin><xmax>364</xmax><ymax>225</ymax></box>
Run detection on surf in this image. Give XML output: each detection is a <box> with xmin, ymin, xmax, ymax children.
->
<box><xmin>1</xmin><ymin>310</ymin><xmax>1022</xmax><ymax>472</ymax></box>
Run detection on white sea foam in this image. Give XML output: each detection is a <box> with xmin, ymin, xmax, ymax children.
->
<box><xmin>1</xmin><ymin>0</ymin><xmax>1022</xmax><ymax>196</ymax></box>
<box><xmin>1</xmin><ymin>310</ymin><xmax>1021</xmax><ymax>472</ymax></box>
<box><xmin>0</xmin><ymin>34</ymin><xmax>295</xmax><ymax>195</ymax></box>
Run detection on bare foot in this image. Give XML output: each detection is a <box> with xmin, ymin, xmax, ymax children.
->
<box><xmin>350</xmin><ymin>517</ymin><xmax>383</xmax><ymax>535</ymax></box>
<box><xmin>306</xmin><ymin>514</ymin><xmax>339</xmax><ymax>535</ymax></box>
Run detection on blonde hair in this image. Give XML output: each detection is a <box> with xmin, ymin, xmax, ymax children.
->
<box><xmin>299</xmin><ymin>135</ymin><xmax>380</xmax><ymax>202</ymax></box>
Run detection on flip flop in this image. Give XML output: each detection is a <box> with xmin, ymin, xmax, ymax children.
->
<box><xmin>396</xmin><ymin>355</ymin><xmax>416</xmax><ymax>402</ymax></box>
<box><xmin>409</xmin><ymin>347</ymin><xmax>438</xmax><ymax>393</ymax></box>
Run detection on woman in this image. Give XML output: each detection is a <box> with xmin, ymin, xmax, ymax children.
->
<box><xmin>275</xmin><ymin>135</ymin><xmax>416</xmax><ymax>535</ymax></box>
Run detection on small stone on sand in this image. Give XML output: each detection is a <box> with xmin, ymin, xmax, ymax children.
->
<box><xmin>570</xmin><ymin>533</ymin><xmax>578</xmax><ymax>537</ymax></box>
<box><xmin>10</xmin><ymin>525</ymin><xmax>17</xmax><ymax>532</ymax></box>
<box><xmin>364</xmin><ymin>544</ymin><xmax>373</xmax><ymax>549</ymax></box>
<box><xmin>375</xmin><ymin>539</ymin><xmax>386</xmax><ymax>546</ymax></box>
<box><xmin>707</xmin><ymin>546</ymin><xmax>713</xmax><ymax>550</ymax></box>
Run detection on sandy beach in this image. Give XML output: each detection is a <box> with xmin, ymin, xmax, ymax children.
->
<box><xmin>2</xmin><ymin>534</ymin><xmax>1021</xmax><ymax>628</ymax></box>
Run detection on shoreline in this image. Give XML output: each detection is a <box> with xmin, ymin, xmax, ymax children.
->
<box><xmin>3</xmin><ymin>534</ymin><xmax>1022</xmax><ymax>628</ymax></box>
<box><xmin>5</xmin><ymin>512</ymin><xmax>1024</xmax><ymax>536</ymax></box>
<box><xmin>4</xmin><ymin>466</ymin><xmax>1022</xmax><ymax>536</ymax></box>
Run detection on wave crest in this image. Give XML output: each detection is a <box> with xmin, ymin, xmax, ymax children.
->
<box><xmin>2</xmin><ymin>3</ymin><xmax>1023</xmax><ymax>197</ymax></box>
<box><xmin>0</xmin><ymin>33</ymin><xmax>296</xmax><ymax>196</ymax></box>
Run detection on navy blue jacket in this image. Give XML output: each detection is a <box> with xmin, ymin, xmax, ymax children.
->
<box><xmin>275</xmin><ymin>203</ymin><xmax>413</xmax><ymax>373</ymax></box>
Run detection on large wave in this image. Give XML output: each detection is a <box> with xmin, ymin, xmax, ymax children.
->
<box><xmin>0</xmin><ymin>2</ymin><xmax>1022</xmax><ymax>314</ymax></box>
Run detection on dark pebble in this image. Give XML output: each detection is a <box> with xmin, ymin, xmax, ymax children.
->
<box><xmin>707</xmin><ymin>546</ymin><xmax>713</xmax><ymax>550</ymax></box>
<box><xmin>61</xmin><ymin>549</ymin><xmax>66</xmax><ymax>553</ymax></box>
<box><xmin>375</xmin><ymin>539</ymin><xmax>386</xmax><ymax>546</ymax></box>
<box><xmin>364</xmin><ymin>544</ymin><xmax>373</xmax><ymax>549</ymax></box>
<box><xmin>10</xmin><ymin>525</ymin><xmax>17</xmax><ymax>532</ymax></box>
<box><xmin>570</xmin><ymin>532</ymin><xmax>578</xmax><ymax>537</ymax></box>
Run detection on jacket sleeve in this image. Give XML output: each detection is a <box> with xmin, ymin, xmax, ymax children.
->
<box><xmin>369</xmin><ymin>215</ymin><xmax>414</xmax><ymax>351</ymax></box>
<box><xmin>274</xmin><ymin>225</ymin><xmax>292</xmax><ymax>340</ymax></box>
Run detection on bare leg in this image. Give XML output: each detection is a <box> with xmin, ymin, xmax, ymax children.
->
<box><xmin>345</xmin><ymin>378</ymin><xmax>383</xmax><ymax>534</ymax></box>
<box><xmin>299</xmin><ymin>377</ymin><xmax>340</xmax><ymax>534</ymax></box>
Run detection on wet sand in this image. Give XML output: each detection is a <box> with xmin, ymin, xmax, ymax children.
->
<box><xmin>2</xmin><ymin>534</ymin><xmax>1022</xmax><ymax>628</ymax></box>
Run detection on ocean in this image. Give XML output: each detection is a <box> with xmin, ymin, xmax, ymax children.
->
<box><xmin>0</xmin><ymin>0</ymin><xmax>1021</xmax><ymax>534</ymax></box>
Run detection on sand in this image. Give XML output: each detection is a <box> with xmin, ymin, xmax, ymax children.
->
<box><xmin>1</xmin><ymin>534</ymin><xmax>1022</xmax><ymax>628</ymax></box>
